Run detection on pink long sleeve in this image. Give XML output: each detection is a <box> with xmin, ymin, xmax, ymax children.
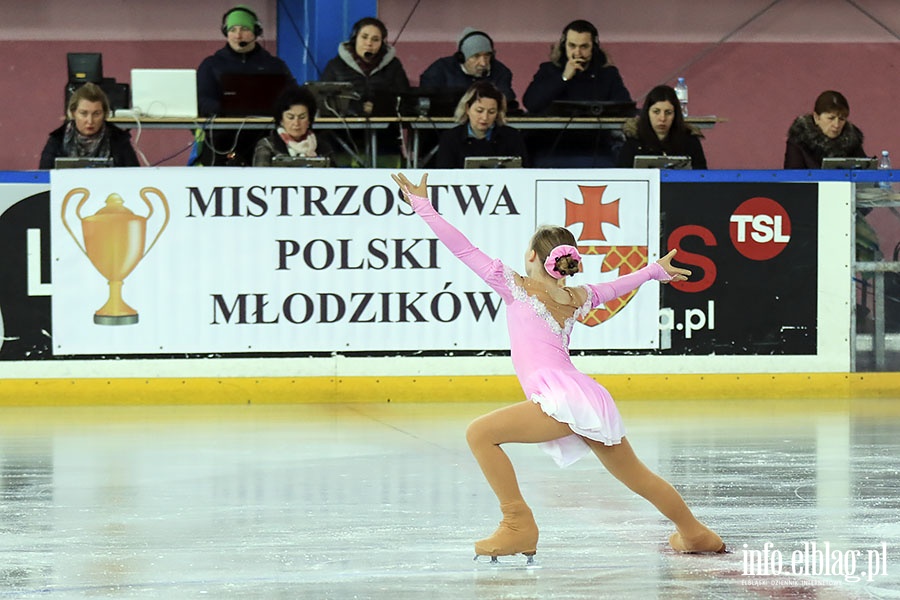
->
<box><xmin>585</xmin><ymin>262</ymin><xmax>669</xmax><ymax>307</ymax></box>
<box><xmin>409</xmin><ymin>193</ymin><xmax>511</xmax><ymax>299</ymax></box>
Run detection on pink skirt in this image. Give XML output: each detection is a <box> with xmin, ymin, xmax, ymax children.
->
<box><xmin>525</xmin><ymin>368</ymin><xmax>626</xmax><ymax>467</ymax></box>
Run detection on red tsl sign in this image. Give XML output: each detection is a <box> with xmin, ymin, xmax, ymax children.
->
<box><xmin>729</xmin><ymin>197</ymin><xmax>791</xmax><ymax>261</ymax></box>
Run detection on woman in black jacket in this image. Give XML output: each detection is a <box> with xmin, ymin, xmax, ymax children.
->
<box><xmin>436</xmin><ymin>81</ymin><xmax>527</xmax><ymax>169</ymax></box>
<box><xmin>253</xmin><ymin>85</ymin><xmax>333</xmax><ymax>166</ymax></box>
<box><xmin>784</xmin><ymin>90</ymin><xmax>866</xmax><ymax>169</ymax></box>
<box><xmin>320</xmin><ymin>17</ymin><xmax>409</xmax><ymax>117</ymax></box>
<box><xmin>618</xmin><ymin>84</ymin><xmax>706</xmax><ymax>169</ymax></box>
<box><xmin>39</xmin><ymin>83</ymin><xmax>139</xmax><ymax>169</ymax></box>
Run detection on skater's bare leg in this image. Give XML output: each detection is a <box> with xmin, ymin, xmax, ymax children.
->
<box><xmin>466</xmin><ymin>401</ymin><xmax>572</xmax><ymax>557</ymax></box>
<box><xmin>585</xmin><ymin>436</ymin><xmax>724</xmax><ymax>552</ymax></box>
<box><xmin>466</xmin><ymin>401</ymin><xmax>572</xmax><ymax>503</ymax></box>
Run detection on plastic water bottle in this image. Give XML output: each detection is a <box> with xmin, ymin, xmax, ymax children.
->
<box><xmin>878</xmin><ymin>150</ymin><xmax>892</xmax><ymax>192</ymax></box>
<box><xmin>675</xmin><ymin>77</ymin><xmax>689</xmax><ymax>117</ymax></box>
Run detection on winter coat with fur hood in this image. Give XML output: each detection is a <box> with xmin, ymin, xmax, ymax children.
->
<box><xmin>784</xmin><ymin>114</ymin><xmax>866</xmax><ymax>169</ymax></box>
<box><xmin>617</xmin><ymin>117</ymin><xmax>707</xmax><ymax>169</ymax></box>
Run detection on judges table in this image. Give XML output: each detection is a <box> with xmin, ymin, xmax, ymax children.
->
<box><xmin>108</xmin><ymin>115</ymin><xmax>721</xmax><ymax>168</ymax></box>
<box><xmin>401</xmin><ymin>115</ymin><xmax>722</xmax><ymax>168</ymax></box>
<box><xmin>108</xmin><ymin>116</ymin><xmax>395</xmax><ymax>167</ymax></box>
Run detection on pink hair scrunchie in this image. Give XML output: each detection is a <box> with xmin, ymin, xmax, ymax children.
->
<box><xmin>544</xmin><ymin>244</ymin><xmax>582</xmax><ymax>279</ymax></box>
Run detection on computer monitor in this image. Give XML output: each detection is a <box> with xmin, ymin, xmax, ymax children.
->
<box><xmin>548</xmin><ymin>100</ymin><xmax>637</xmax><ymax>118</ymax></box>
<box><xmin>821</xmin><ymin>157</ymin><xmax>877</xmax><ymax>170</ymax></box>
<box><xmin>398</xmin><ymin>87</ymin><xmax>466</xmax><ymax>118</ymax></box>
<box><xmin>271</xmin><ymin>156</ymin><xmax>331</xmax><ymax>168</ymax></box>
<box><xmin>219</xmin><ymin>72</ymin><xmax>293</xmax><ymax>117</ymax></box>
<box><xmin>632</xmin><ymin>155</ymin><xmax>692</xmax><ymax>170</ymax></box>
<box><xmin>304</xmin><ymin>82</ymin><xmax>360</xmax><ymax>117</ymax></box>
<box><xmin>54</xmin><ymin>157</ymin><xmax>114</xmax><ymax>169</ymax></box>
<box><xmin>67</xmin><ymin>53</ymin><xmax>103</xmax><ymax>84</ymax></box>
<box><xmin>463</xmin><ymin>156</ymin><xmax>523</xmax><ymax>169</ymax></box>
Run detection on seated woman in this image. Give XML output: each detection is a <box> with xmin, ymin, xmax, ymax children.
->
<box><xmin>321</xmin><ymin>17</ymin><xmax>409</xmax><ymax>117</ymax></box>
<box><xmin>39</xmin><ymin>82</ymin><xmax>139</xmax><ymax>169</ymax></box>
<box><xmin>618</xmin><ymin>84</ymin><xmax>706</xmax><ymax>169</ymax></box>
<box><xmin>436</xmin><ymin>81</ymin><xmax>527</xmax><ymax>169</ymax></box>
<box><xmin>253</xmin><ymin>85</ymin><xmax>332</xmax><ymax>166</ymax></box>
<box><xmin>784</xmin><ymin>90</ymin><xmax>866</xmax><ymax>168</ymax></box>
<box><xmin>785</xmin><ymin>91</ymin><xmax>877</xmax><ymax>266</ymax></box>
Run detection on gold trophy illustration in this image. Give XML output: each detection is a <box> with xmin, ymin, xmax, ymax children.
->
<box><xmin>61</xmin><ymin>187</ymin><xmax>169</xmax><ymax>325</ymax></box>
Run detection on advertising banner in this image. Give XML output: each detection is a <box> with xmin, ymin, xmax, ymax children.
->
<box><xmin>0</xmin><ymin>184</ymin><xmax>51</xmax><ymax>361</ymax></box>
<box><xmin>660</xmin><ymin>182</ymin><xmax>820</xmax><ymax>355</ymax></box>
<box><xmin>50</xmin><ymin>168</ymin><xmax>661</xmax><ymax>356</ymax></box>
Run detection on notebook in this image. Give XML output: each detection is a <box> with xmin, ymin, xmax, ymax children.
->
<box><xmin>633</xmin><ymin>155</ymin><xmax>692</xmax><ymax>170</ymax></box>
<box><xmin>463</xmin><ymin>156</ymin><xmax>523</xmax><ymax>169</ymax></box>
<box><xmin>219</xmin><ymin>72</ymin><xmax>293</xmax><ymax>117</ymax></box>
<box><xmin>130</xmin><ymin>69</ymin><xmax>198</xmax><ymax>118</ymax></box>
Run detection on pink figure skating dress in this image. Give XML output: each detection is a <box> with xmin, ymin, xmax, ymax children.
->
<box><xmin>411</xmin><ymin>194</ymin><xmax>670</xmax><ymax>467</ymax></box>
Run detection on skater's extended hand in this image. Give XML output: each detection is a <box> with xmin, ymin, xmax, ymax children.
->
<box><xmin>391</xmin><ymin>172</ymin><xmax>428</xmax><ymax>204</ymax></box>
<box><xmin>657</xmin><ymin>249</ymin><xmax>691</xmax><ymax>283</ymax></box>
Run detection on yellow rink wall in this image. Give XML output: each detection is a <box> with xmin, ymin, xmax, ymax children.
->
<box><xmin>1</xmin><ymin>373</ymin><xmax>898</xmax><ymax>407</ymax></box>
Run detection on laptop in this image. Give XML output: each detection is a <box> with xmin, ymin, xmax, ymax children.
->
<box><xmin>821</xmin><ymin>157</ymin><xmax>877</xmax><ymax>170</ymax></box>
<box><xmin>464</xmin><ymin>156</ymin><xmax>523</xmax><ymax>169</ymax></box>
<box><xmin>271</xmin><ymin>156</ymin><xmax>331</xmax><ymax>168</ymax></box>
<box><xmin>633</xmin><ymin>155</ymin><xmax>692</xmax><ymax>169</ymax></box>
<box><xmin>219</xmin><ymin>72</ymin><xmax>293</xmax><ymax>117</ymax></box>
<box><xmin>130</xmin><ymin>69</ymin><xmax>198</xmax><ymax>118</ymax></box>
<box><xmin>54</xmin><ymin>157</ymin><xmax>114</xmax><ymax>169</ymax></box>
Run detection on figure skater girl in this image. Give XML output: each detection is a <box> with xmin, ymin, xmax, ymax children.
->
<box><xmin>391</xmin><ymin>172</ymin><xmax>725</xmax><ymax>561</ymax></box>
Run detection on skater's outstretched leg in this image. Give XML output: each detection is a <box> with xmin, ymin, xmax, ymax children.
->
<box><xmin>585</xmin><ymin>437</ymin><xmax>725</xmax><ymax>553</ymax></box>
<box><xmin>466</xmin><ymin>401</ymin><xmax>572</xmax><ymax>557</ymax></box>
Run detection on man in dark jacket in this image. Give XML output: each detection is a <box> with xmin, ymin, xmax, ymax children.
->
<box><xmin>193</xmin><ymin>5</ymin><xmax>296</xmax><ymax>165</ymax></box>
<box><xmin>420</xmin><ymin>28</ymin><xmax>518</xmax><ymax>113</ymax></box>
<box><xmin>522</xmin><ymin>19</ymin><xmax>633</xmax><ymax>167</ymax></box>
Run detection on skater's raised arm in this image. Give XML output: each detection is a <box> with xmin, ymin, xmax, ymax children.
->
<box><xmin>585</xmin><ymin>250</ymin><xmax>690</xmax><ymax>306</ymax></box>
<box><xmin>393</xmin><ymin>173</ymin><xmax>509</xmax><ymax>296</ymax></box>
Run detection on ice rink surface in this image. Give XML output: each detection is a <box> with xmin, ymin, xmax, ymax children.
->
<box><xmin>0</xmin><ymin>397</ymin><xmax>898</xmax><ymax>599</ymax></box>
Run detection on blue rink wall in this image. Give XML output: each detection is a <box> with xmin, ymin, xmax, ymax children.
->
<box><xmin>0</xmin><ymin>169</ymin><xmax>897</xmax><ymax>405</ymax></box>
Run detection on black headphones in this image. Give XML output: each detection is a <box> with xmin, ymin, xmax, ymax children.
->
<box><xmin>454</xmin><ymin>29</ymin><xmax>495</xmax><ymax>63</ymax></box>
<box><xmin>557</xmin><ymin>19</ymin><xmax>600</xmax><ymax>59</ymax></box>
<box><xmin>221</xmin><ymin>6</ymin><xmax>263</xmax><ymax>37</ymax></box>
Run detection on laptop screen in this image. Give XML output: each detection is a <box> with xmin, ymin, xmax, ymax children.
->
<box><xmin>463</xmin><ymin>156</ymin><xmax>523</xmax><ymax>169</ymax></box>
<box><xmin>54</xmin><ymin>157</ymin><xmax>114</xmax><ymax>169</ymax></box>
<box><xmin>130</xmin><ymin>69</ymin><xmax>198</xmax><ymax>118</ymax></box>
<box><xmin>219</xmin><ymin>72</ymin><xmax>293</xmax><ymax>117</ymax></box>
<box><xmin>271</xmin><ymin>156</ymin><xmax>331</xmax><ymax>168</ymax></box>
<box><xmin>632</xmin><ymin>155</ymin><xmax>692</xmax><ymax>170</ymax></box>
<box><xmin>820</xmin><ymin>157</ymin><xmax>877</xmax><ymax>170</ymax></box>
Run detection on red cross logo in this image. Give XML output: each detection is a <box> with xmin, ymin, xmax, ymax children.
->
<box><xmin>565</xmin><ymin>185</ymin><xmax>620</xmax><ymax>242</ymax></box>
